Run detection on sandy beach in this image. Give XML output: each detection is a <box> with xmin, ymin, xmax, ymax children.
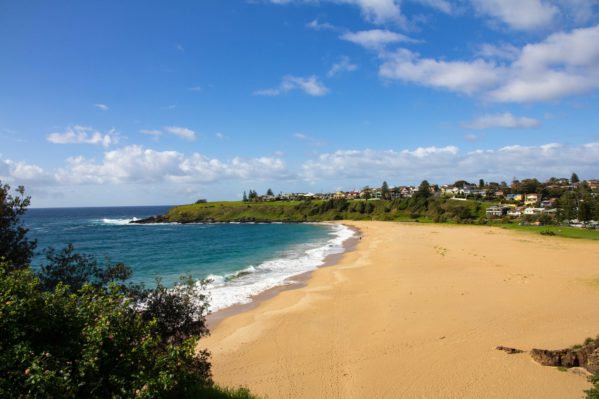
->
<box><xmin>202</xmin><ymin>221</ymin><xmax>599</xmax><ymax>399</ymax></box>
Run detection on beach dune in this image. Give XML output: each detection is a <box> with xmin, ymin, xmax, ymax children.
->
<box><xmin>202</xmin><ymin>221</ymin><xmax>599</xmax><ymax>398</ymax></box>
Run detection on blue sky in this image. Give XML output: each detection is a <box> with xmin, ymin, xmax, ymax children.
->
<box><xmin>1</xmin><ymin>0</ymin><xmax>599</xmax><ymax>207</ymax></box>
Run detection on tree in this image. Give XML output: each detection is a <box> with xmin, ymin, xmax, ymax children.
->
<box><xmin>479</xmin><ymin>179</ymin><xmax>485</xmax><ymax>188</ymax></box>
<box><xmin>38</xmin><ymin>244</ymin><xmax>132</xmax><ymax>293</ymax></box>
<box><xmin>266</xmin><ymin>188</ymin><xmax>274</xmax><ymax>196</ymax></box>
<box><xmin>578</xmin><ymin>199</ymin><xmax>593</xmax><ymax>223</ymax></box>
<box><xmin>519</xmin><ymin>178</ymin><xmax>541</xmax><ymax>194</ymax></box>
<box><xmin>0</xmin><ymin>263</ymin><xmax>214</xmax><ymax>399</ymax></box>
<box><xmin>247</xmin><ymin>190</ymin><xmax>257</xmax><ymax>201</ymax></box>
<box><xmin>381</xmin><ymin>181</ymin><xmax>390</xmax><ymax>200</ymax></box>
<box><xmin>361</xmin><ymin>186</ymin><xmax>371</xmax><ymax>200</ymax></box>
<box><xmin>0</xmin><ymin>182</ymin><xmax>37</xmax><ymax>271</ymax></box>
<box><xmin>453</xmin><ymin>180</ymin><xmax>469</xmax><ymax>189</ymax></box>
<box><xmin>415</xmin><ymin>180</ymin><xmax>432</xmax><ymax>199</ymax></box>
<box><xmin>571</xmin><ymin>172</ymin><xmax>580</xmax><ymax>184</ymax></box>
<box><xmin>242</xmin><ymin>191</ymin><xmax>248</xmax><ymax>202</ymax></box>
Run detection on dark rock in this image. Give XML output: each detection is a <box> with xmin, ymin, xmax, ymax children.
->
<box><xmin>130</xmin><ymin>215</ymin><xmax>169</xmax><ymax>224</ymax></box>
<box><xmin>530</xmin><ymin>337</ymin><xmax>599</xmax><ymax>373</ymax></box>
<box><xmin>496</xmin><ymin>345</ymin><xmax>524</xmax><ymax>354</ymax></box>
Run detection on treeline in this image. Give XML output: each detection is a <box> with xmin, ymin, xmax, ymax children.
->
<box><xmin>242</xmin><ymin>188</ymin><xmax>274</xmax><ymax>202</ymax></box>
<box><xmin>167</xmin><ymin>182</ymin><xmax>488</xmax><ymax>224</ymax></box>
<box><xmin>0</xmin><ymin>182</ymin><xmax>257</xmax><ymax>399</ymax></box>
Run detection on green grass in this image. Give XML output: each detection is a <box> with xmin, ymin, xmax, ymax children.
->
<box><xmin>195</xmin><ymin>385</ymin><xmax>261</xmax><ymax>399</ymax></box>
<box><xmin>164</xmin><ymin>200</ymin><xmax>599</xmax><ymax>241</ymax></box>
<box><xmin>499</xmin><ymin>224</ymin><xmax>599</xmax><ymax>240</ymax></box>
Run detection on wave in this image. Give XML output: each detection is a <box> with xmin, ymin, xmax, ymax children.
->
<box><xmin>99</xmin><ymin>217</ymin><xmax>140</xmax><ymax>225</ymax></box>
<box><xmin>197</xmin><ymin>223</ymin><xmax>355</xmax><ymax>312</ymax></box>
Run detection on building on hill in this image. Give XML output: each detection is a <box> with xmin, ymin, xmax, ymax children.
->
<box><xmin>486</xmin><ymin>205</ymin><xmax>510</xmax><ymax>217</ymax></box>
<box><xmin>524</xmin><ymin>193</ymin><xmax>539</xmax><ymax>207</ymax></box>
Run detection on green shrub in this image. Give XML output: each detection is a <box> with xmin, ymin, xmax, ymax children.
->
<box><xmin>0</xmin><ymin>263</ymin><xmax>212</xmax><ymax>399</ymax></box>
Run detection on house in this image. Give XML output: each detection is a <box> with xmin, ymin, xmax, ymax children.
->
<box><xmin>486</xmin><ymin>205</ymin><xmax>509</xmax><ymax>217</ymax></box>
<box><xmin>524</xmin><ymin>194</ymin><xmax>539</xmax><ymax>206</ymax></box>
<box><xmin>494</xmin><ymin>190</ymin><xmax>505</xmax><ymax>198</ymax></box>
<box><xmin>523</xmin><ymin>207</ymin><xmax>543</xmax><ymax>215</ymax></box>
<box><xmin>587</xmin><ymin>180</ymin><xmax>599</xmax><ymax>190</ymax></box>
<box><xmin>400</xmin><ymin>187</ymin><xmax>412</xmax><ymax>198</ymax></box>
<box><xmin>507</xmin><ymin>207</ymin><xmax>523</xmax><ymax>217</ymax></box>
<box><xmin>506</xmin><ymin>193</ymin><xmax>523</xmax><ymax>201</ymax></box>
<box><xmin>540</xmin><ymin>199</ymin><xmax>556</xmax><ymax>208</ymax></box>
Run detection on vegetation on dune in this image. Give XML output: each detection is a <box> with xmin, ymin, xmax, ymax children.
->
<box><xmin>0</xmin><ymin>181</ymin><xmax>258</xmax><ymax>399</ymax></box>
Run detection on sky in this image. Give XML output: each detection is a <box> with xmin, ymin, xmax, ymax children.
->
<box><xmin>1</xmin><ymin>0</ymin><xmax>599</xmax><ymax>207</ymax></box>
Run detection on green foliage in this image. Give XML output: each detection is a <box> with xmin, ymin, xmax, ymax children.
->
<box><xmin>381</xmin><ymin>181</ymin><xmax>390</xmax><ymax>200</ymax></box>
<box><xmin>587</xmin><ymin>372</ymin><xmax>599</xmax><ymax>399</ymax></box>
<box><xmin>0</xmin><ymin>183</ymin><xmax>257</xmax><ymax>399</ymax></box>
<box><xmin>38</xmin><ymin>244</ymin><xmax>132</xmax><ymax>293</ymax></box>
<box><xmin>572</xmin><ymin>172</ymin><xmax>580</xmax><ymax>184</ymax></box>
<box><xmin>0</xmin><ymin>263</ymin><xmax>212</xmax><ymax>399</ymax></box>
<box><xmin>197</xmin><ymin>385</ymin><xmax>260</xmax><ymax>399</ymax></box>
<box><xmin>0</xmin><ymin>181</ymin><xmax>37</xmax><ymax>271</ymax></box>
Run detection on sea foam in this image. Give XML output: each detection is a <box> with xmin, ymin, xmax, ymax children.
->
<box><xmin>100</xmin><ymin>217</ymin><xmax>140</xmax><ymax>225</ymax></box>
<box><xmin>199</xmin><ymin>223</ymin><xmax>355</xmax><ymax>312</ymax></box>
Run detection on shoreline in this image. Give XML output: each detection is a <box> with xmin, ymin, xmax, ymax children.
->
<box><xmin>206</xmin><ymin>224</ymin><xmax>360</xmax><ymax>330</ymax></box>
<box><xmin>202</xmin><ymin>220</ymin><xmax>599</xmax><ymax>399</ymax></box>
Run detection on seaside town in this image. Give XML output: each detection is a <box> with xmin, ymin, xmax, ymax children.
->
<box><xmin>241</xmin><ymin>174</ymin><xmax>599</xmax><ymax>229</ymax></box>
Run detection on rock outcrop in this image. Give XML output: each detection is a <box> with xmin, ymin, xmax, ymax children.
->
<box><xmin>530</xmin><ymin>337</ymin><xmax>599</xmax><ymax>373</ymax></box>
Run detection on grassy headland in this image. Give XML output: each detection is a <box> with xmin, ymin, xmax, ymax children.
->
<box><xmin>165</xmin><ymin>198</ymin><xmax>488</xmax><ymax>223</ymax></box>
<box><xmin>160</xmin><ymin>198</ymin><xmax>599</xmax><ymax>240</ymax></box>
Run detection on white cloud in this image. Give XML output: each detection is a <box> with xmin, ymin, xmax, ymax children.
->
<box><xmin>0</xmin><ymin>158</ymin><xmax>50</xmax><ymax>184</ymax></box>
<box><xmin>301</xmin><ymin>142</ymin><xmax>599</xmax><ymax>183</ymax></box>
<box><xmin>254</xmin><ymin>75</ymin><xmax>329</xmax><ymax>96</ymax></box>
<box><xmin>53</xmin><ymin>145</ymin><xmax>289</xmax><ymax>185</ymax></box>
<box><xmin>215</xmin><ymin>132</ymin><xmax>225</xmax><ymax>140</ymax></box>
<box><xmin>269</xmin><ymin>0</ymin><xmax>405</xmax><ymax>25</ymax></box>
<box><xmin>378</xmin><ymin>24</ymin><xmax>599</xmax><ymax>102</ymax></box>
<box><xmin>328</xmin><ymin>56</ymin><xmax>358</xmax><ymax>77</ymax></box>
<box><xmin>94</xmin><ymin>103</ymin><xmax>109</xmax><ymax>111</ymax></box>
<box><xmin>470</xmin><ymin>0</ymin><xmax>559</xmax><ymax>31</ymax></box>
<box><xmin>176</xmin><ymin>43</ymin><xmax>185</xmax><ymax>51</ymax></box>
<box><xmin>189</xmin><ymin>86</ymin><xmax>202</xmax><ymax>91</ymax></box>
<box><xmin>340</xmin><ymin>29</ymin><xmax>417</xmax><ymax>49</ymax></box>
<box><xmin>477</xmin><ymin>43</ymin><xmax>520</xmax><ymax>60</ymax></box>
<box><xmin>306</xmin><ymin>19</ymin><xmax>336</xmax><ymax>31</ymax></box>
<box><xmin>47</xmin><ymin>125</ymin><xmax>118</xmax><ymax>147</ymax></box>
<box><xmin>140</xmin><ymin>129</ymin><xmax>162</xmax><ymax>136</ymax></box>
<box><xmin>163</xmin><ymin>126</ymin><xmax>197</xmax><ymax>141</ymax></box>
<box><xmin>462</xmin><ymin>112</ymin><xmax>541</xmax><ymax>129</ymax></box>
<box><xmin>489</xmin><ymin>24</ymin><xmax>599</xmax><ymax>102</ymax></box>
<box><xmin>379</xmin><ymin>48</ymin><xmax>503</xmax><ymax>95</ymax></box>
<box><xmin>335</xmin><ymin>0</ymin><xmax>405</xmax><ymax>25</ymax></box>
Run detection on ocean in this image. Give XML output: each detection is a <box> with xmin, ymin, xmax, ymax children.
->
<box><xmin>23</xmin><ymin>206</ymin><xmax>354</xmax><ymax>312</ymax></box>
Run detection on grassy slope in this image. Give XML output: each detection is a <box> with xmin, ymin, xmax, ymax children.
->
<box><xmin>165</xmin><ymin>200</ymin><xmax>599</xmax><ymax>241</ymax></box>
<box><xmin>166</xmin><ymin>199</ymin><xmax>472</xmax><ymax>223</ymax></box>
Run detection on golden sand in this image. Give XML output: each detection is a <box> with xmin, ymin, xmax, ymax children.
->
<box><xmin>202</xmin><ymin>221</ymin><xmax>599</xmax><ymax>398</ymax></box>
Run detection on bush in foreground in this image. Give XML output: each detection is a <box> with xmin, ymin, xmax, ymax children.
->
<box><xmin>0</xmin><ymin>262</ymin><xmax>213</xmax><ymax>399</ymax></box>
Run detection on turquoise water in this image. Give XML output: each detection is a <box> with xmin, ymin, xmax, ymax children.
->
<box><xmin>24</xmin><ymin>206</ymin><xmax>352</xmax><ymax>311</ymax></box>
